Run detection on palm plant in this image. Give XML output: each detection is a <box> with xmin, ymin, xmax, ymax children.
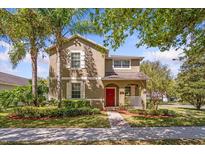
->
<box><xmin>38</xmin><ymin>8</ymin><xmax>100</xmax><ymax>107</ymax></box>
<box><xmin>0</xmin><ymin>9</ymin><xmax>49</xmax><ymax>106</ymax></box>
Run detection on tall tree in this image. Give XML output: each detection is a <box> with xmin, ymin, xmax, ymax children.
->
<box><xmin>177</xmin><ymin>48</ymin><xmax>205</xmax><ymax>110</ymax></box>
<box><xmin>92</xmin><ymin>9</ymin><xmax>205</xmax><ymax>52</ymax></box>
<box><xmin>0</xmin><ymin>9</ymin><xmax>49</xmax><ymax>106</ymax></box>
<box><xmin>38</xmin><ymin>9</ymin><xmax>100</xmax><ymax>107</ymax></box>
<box><xmin>141</xmin><ymin>61</ymin><xmax>173</xmax><ymax>110</ymax></box>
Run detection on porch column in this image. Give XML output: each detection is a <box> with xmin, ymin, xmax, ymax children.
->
<box><xmin>119</xmin><ymin>87</ymin><xmax>125</xmax><ymax>106</ymax></box>
<box><xmin>141</xmin><ymin>81</ymin><xmax>147</xmax><ymax>109</ymax></box>
<box><xmin>130</xmin><ymin>85</ymin><xmax>135</xmax><ymax>96</ymax></box>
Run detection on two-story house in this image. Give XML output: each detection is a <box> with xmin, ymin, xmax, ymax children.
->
<box><xmin>49</xmin><ymin>35</ymin><xmax>148</xmax><ymax>109</ymax></box>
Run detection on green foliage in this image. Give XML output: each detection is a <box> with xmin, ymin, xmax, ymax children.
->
<box><xmin>128</xmin><ymin>108</ymin><xmax>176</xmax><ymax>116</ymax></box>
<box><xmin>0</xmin><ymin>80</ymin><xmax>48</xmax><ymax>109</ymax></box>
<box><xmin>0</xmin><ymin>86</ymin><xmax>33</xmax><ymax>109</ymax></box>
<box><xmin>48</xmin><ymin>98</ymin><xmax>58</xmax><ymax>106</ymax></box>
<box><xmin>92</xmin><ymin>9</ymin><xmax>205</xmax><ymax>52</ymax></box>
<box><xmin>0</xmin><ymin>9</ymin><xmax>50</xmax><ymax>106</ymax></box>
<box><xmin>0</xmin><ymin>9</ymin><xmax>49</xmax><ymax>67</ymax></box>
<box><xmin>62</xmin><ymin>99</ymin><xmax>91</xmax><ymax>108</ymax></box>
<box><xmin>13</xmin><ymin>106</ymin><xmax>100</xmax><ymax>118</ymax></box>
<box><xmin>177</xmin><ymin>49</ymin><xmax>205</xmax><ymax>110</ymax></box>
<box><xmin>141</xmin><ymin>60</ymin><xmax>174</xmax><ymax>109</ymax></box>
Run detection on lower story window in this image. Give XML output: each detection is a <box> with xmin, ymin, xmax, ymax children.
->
<box><xmin>71</xmin><ymin>83</ymin><xmax>81</xmax><ymax>98</ymax></box>
<box><xmin>125</xmin><ymin>86</ymin><xmax>131</xmax><ymax>96</ymax></box>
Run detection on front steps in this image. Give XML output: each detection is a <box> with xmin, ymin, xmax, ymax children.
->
<box><xmin>105</xmin><ymin>107</ymin><xmax>119</xmax><ymax>111</ymax></box>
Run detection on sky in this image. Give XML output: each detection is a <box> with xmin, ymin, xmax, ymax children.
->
<box><xmin>0</xmin><ymin>34</ymin><xmax>183</xmax><ymax>79</ymax></box>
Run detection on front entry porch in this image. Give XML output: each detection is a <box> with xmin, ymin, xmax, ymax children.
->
<box><xmin>103</xmin><ymin>80</ymin><xmax>147</xmax><ymax>109</ymax></box>
<box><xmin>105</xmin><ymin>87</ymin><xmax>116</xmax><ymax>107</ymax></box>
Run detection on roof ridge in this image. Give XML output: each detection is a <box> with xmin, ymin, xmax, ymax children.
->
<box><xmin>0</xmin><ymin>72</ymin><xmax>28</xmax><ymax>80</ymax></box>
<box><xmin>48</xmin><ymin>34</ymin><xmax>108</xmax><ymax>51</ymax></box>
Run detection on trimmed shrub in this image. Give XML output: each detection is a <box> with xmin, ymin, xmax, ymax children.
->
<box><xmin>147</xmin><ymin>109</ymin><xmax>160</xmax><ymax>116</ymax></box>
<box><xmin>48</xmin><ymin>98</ymin><xmax>58</xmax><ymax>106</ymax></box>
<box><xmin>62</xmin><ymin>99</ymin><xmax>91</xmax><ymax>108</ymax></box>
<box><xmin>13</xmin><ymin>106</ymin><xmax>100</xmax><ymax>118</ymax></box>
<box><xmin>159</xmin><ymin>109</ymin><xmax>176</xmax><ymax>116</ymax></box>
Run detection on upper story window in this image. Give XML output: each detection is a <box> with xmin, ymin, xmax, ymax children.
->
<box><xmin>71</xmin><ymin>53</ymin><xmax>81</xmax><ymax>68</ymax></box>
<box><xmin>113</xmin><ymin>60</ymin><xmax>131</xmax><ymax>69</ymax></box>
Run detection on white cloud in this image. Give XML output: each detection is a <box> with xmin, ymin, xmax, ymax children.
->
<box><xmin>0</xmin><ymin>40</ymin><xmax>48</xmax><ymax>64</ymax></box>
<box><xmin>37</xmin><ymin>52</ymin><xmax>49</xmax><ymax>64</ymax></box>
<box><xmin>0</xmin><ymin>62</ymin><xmax>17</xmax><ymax>74</ymax></box>
<box><xmin>0</xmin><ymin>41</ymin><xmax>11</xmax><ymax>61</ymax></box>
<box><xmin>22</xmin><ymin>51</ymin><xmax>49</xmax><ymax>65</ymax></box>
<box><xmin>0</xmin><ymin>40</ymin><xmax>49</xmax><ymax>78</ymax></box>
<box><xmin>143</xmin><ymin>48</ymin><xmax>184</xmax><ymax>77</ymax></box>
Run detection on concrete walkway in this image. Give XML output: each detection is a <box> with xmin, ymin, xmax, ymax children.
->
<box><xmin>1</xmin><ymin>111</ymin><xmax>205</xmax><ymax>142</ymax></box>
<box><xmin>107</xmin><ymin>111</ymin><xmax>130</xmax><ymax>128</ymax></box>
<box><xmin>1</xmin><ymin>127</ymin><xmax>205</xmax><ymax>142</ymax></box>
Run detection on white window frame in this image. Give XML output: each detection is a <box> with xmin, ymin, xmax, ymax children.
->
<box><xmin>67</xmin><ymin>80</ymin><xmax>85</xmax><ymax>99</ymax></box>
<box><xmin>71</xmin><ymin>81</ymin><xmax>81</xmax><ymax>99</ymax></box>
<box><xmin>70</xmin><ymin>52</ymin><xmax>81</xmax><ymax>69</ymax></box>
<box><xmin>112</xmin><ymin>59</ymin><xmax>131</xmax><ymax>69</ymax></box>
<box><xmin>69</xmin><ymin>50</ymin><xmax>85</xmax><ymax>70</ymax></box>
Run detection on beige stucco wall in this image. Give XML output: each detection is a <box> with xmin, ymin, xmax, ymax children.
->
<box><xmin>49</xmin><ymin>79</ymin><xmax>104</xmax><ymax>99</ymax></box>
<box><xmin>49</xmin><ymin>37</ymin><xmax>106</xmax><ymax>78</ymax></box>
<box><xmin>49</xmin><ymin>37</ymin><xmax>107</xmax><ymax>100</ymax></box>
<box><xmin>105</xmin><ymin>59</ymin><xmax>140</xmax><ymax>73</ymax></box>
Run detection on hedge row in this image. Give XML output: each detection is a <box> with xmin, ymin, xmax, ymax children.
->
<box><xmin>14</xmin><ymin>106</ymin><xmax>100</xmax><ymax>118</ymax></box>
<box><xmin>62</xmin><ymin>99</ymin><xmax>91</xmax><ymax>108</ymax></box>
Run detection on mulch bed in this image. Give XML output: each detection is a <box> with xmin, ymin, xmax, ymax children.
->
<box><xmin>117</xmin><ymin>109</ymin><xmax>175</xmax><ymax>118</ymax></box>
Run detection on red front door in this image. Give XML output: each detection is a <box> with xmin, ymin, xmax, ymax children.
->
<box><xmin>106</xmin><ymin>88</ymin><xmax>115</xmax><ymax>107</ymax></box>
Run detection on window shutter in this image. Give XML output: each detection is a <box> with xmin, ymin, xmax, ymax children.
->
<box><xmin>67</xmin><ymin>81</ymin><xmax>71</xmax><ymax>98</ymax></box>
<box><xmin>81</xmin><ymin>81</ymin><xmax>85</xmax><ymax>98</ymax></box>
<box><xmin>80</xmin><ymin>51</ymin><xmax>85</xmax><ymax>68</ymax></box>
<box><xmin>67</xmin><ymin>52</ymin><xmax>71</xmax><ymax>68</ymax></box>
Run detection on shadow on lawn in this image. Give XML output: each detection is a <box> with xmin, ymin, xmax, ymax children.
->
<box><xmin>0</xmin><ymin>111</ymin><xmax>110</xmax><ymax>128</ymax></box>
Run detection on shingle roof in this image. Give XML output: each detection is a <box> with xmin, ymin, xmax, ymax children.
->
<box><xmin>102</xmin><ymin>72</ymin><xmax>149</xmax><ymax>80</ymax></box>
<box><xmin>0</xmin><ymin>72</ymin><xmax>29</xmax><ymax>86</ymax></box>
<box><xmin>106</xmin><ymin>55</ymin><xmax>144</xmax><ymax>60</ymax></box>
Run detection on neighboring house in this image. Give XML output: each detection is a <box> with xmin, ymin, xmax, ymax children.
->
<box><xmin>48</xmin><ymin>35</ymin><xmax>148</xmax><ymax>109</ymax></box>
<box><xmin>146</xmin><ymin>92</ymin><xmax>169</xmax><ymax>103</ymax></box>
<box><xmin>0</xmin><ymin>72</ymin><xmax>29</xmax><ymax>91</ymax></box>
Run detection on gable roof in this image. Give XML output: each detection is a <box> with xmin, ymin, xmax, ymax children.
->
<box><xmin>0</xmin><ymin>72</ymin><xmax>29</xmax><ymax>86</ymax></box>
<box><xmin>48</xmin><ymin>34</ymin><xmax>109</xmax><ymax>52</ymax></box>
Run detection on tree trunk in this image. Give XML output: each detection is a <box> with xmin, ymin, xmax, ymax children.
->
<box><xmin>56</xmin><ymin>31</ymin><xmax>62</xmax><ymax>108</ymax></box>
<box><xmin>31</xmin><ymin>48</ymin><xmax>38</xmax><ymax>107</ymax></box>
<box><xmin>196</xmin><ymin>99</ymin><xmax>201</xmax><ymax>110</ymax></box>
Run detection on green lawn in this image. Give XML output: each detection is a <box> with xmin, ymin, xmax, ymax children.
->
<box><xmin>0</xmin><ymin>110</ymin><xmax>110</xmax><ymax>128</ymax></box>
<box><xmin>123</xmin><ymin>107</ymin><xmax>205</xmax><ymax>127</ymax></box>
<box><xmin>1</xmin><ymin>139</ymin><xmax>205</xmax><ymax>145</ymax></box>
